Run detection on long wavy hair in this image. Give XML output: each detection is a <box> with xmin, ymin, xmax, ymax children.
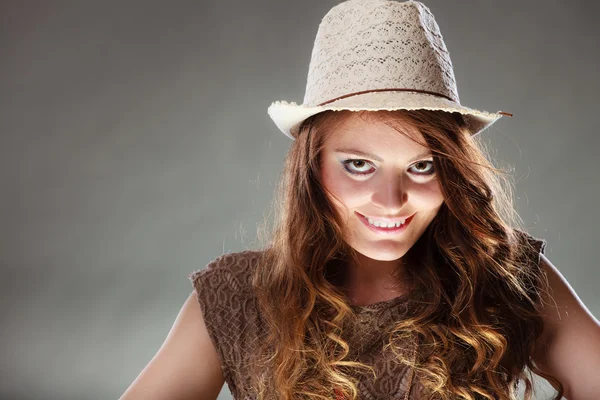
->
<box><xmin>250</xmin><ymin>109</ymin><xmax>563</xmax><ymax>400</ymax></box>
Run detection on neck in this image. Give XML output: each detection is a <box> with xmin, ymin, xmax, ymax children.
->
<box><xmin>340</xmin><ymin>252</ymin><xmax>411</xmax><ymax>306</ymax></box>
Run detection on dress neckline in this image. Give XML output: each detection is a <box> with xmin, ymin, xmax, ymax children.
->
<box><xmin>349</xmin><ymin>291</ymin><xmax>412</xmax><ymax>313</ymax></box>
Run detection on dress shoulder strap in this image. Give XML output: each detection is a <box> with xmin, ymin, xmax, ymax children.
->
<box><xmin>188</xmin><ymin>250</ymin><xmax>263</xmax><ymax>399</ymax></box>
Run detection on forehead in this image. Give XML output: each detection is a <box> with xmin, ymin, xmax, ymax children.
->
<box><xmin>322</xmin><ymin>112</ymin><xmax>427</xmax><ymax>151</ymax></box>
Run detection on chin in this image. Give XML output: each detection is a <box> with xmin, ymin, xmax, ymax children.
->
<box><xmin>351</xmin><ymin>242</ymin><xmax>409</xmax><ymax>261</ymax></box>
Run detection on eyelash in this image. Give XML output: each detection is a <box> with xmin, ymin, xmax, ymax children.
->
<box><xmin>341</xmin><ymin>159</ymin><xmax>435</xmax><ymax>177</ymax></box>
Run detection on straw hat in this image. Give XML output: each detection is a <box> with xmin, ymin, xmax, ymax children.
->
<box><xmin>267</xmin><ymin>0</ymin><xmax>511</xmax><ymax>140</ymax></box>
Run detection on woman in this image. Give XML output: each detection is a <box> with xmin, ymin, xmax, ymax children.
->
<box><xmin>120</xmin><ymin>1</ymin><xmax>600</xmax><ymax>399</ymax></box>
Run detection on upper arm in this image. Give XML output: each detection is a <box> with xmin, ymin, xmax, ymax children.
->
<box><xmin>119</xmin><ymin>291</ymin><xmax>225</xmax><ymax>400</ymax></box>
<box><xmin>532</xmin><ymin>253</ymin><xmax>600</xmax><ymax>399</ymax></box>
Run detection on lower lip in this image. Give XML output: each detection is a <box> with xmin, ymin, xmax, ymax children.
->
<box><xmin>357</xmin><ymin>212</ymin><xmax>414</xmax><ymax>235</ymax></box>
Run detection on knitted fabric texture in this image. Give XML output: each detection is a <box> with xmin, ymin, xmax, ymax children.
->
<box><xmin>188</xmin><ymin>229</ymin><xmax>547</xmax><ymax>399</ymax></box>
<box><xmin>303</xmin><ymin>0</ymin><xmax>457</xmax><ymax>105</ymax></box>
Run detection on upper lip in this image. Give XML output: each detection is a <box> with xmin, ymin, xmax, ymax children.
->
<box><xmin>358</xmin><ymin>212</ymin><xmax>414</xmax><ymax>223</ymax></box>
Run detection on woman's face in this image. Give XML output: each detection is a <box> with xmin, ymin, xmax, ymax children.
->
<box><xmin>320</xmin><ymin>113</ymin><xmax>445</xmax><ymax>262</ymax></box>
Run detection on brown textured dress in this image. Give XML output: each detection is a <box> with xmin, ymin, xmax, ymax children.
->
<box><xmin>188</xmin><ymin>230</ymin><xmax>547</xmax><ymax>399</ymax></box>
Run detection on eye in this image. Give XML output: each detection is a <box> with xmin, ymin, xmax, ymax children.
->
<box><xmin>409</xmin><ymin>160</ymin><xmax>435</xmax><ymax>176</ymax></box>
<box><xmin>342</xmin><ymin>159</ymin><xmax>375</xmax><ymax>175</ymax></box>
<box><xmin>341</xmin><ymin>158</ymin><xmax>435</xmax><ymax>177</ymax></box>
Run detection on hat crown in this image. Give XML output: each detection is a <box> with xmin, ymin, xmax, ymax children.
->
<box><xmin>303</xmin><ymin>0</ymin><xmax>459</xmax><ymax>106</ymax></box>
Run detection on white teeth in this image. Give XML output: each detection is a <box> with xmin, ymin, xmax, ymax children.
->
<box><xmin>367</xmin><ymin>217</ymin><xmax>406</xmax><ymax>228</ymax></box>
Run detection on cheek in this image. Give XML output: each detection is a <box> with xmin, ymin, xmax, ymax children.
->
<box><xmin>412</xmin><ymin>179</ymin><xmax>445</xmax><ymax>208</ymax></box>
<box><xmin>322</xmin><ymin>166</ymin><xmax>368</xmax><ymax>209</ymax></box>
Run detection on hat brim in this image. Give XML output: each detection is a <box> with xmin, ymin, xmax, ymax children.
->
<box><xmin>267</xmin><ymin>91</ymin><xmax>505</xmax><ymax>140</ymax></box>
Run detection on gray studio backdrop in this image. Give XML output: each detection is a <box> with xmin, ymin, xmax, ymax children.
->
<box><xmin>1</xmin><ymin>1</ymin><xmax>598</xmax><ymax>399</ymax></box>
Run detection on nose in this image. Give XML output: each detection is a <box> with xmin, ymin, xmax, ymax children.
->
<box><xmin>371</xmin><ymin>173</ymin><xmax>408</xmax><ymax>213</ymax></box>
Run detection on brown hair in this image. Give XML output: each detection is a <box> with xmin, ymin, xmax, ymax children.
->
<box><xmin>250</xmin><ymin>109</ymin><xmax>564</xmax><ymax>400</ymax></box>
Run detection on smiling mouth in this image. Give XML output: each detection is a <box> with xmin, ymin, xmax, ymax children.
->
<box><xmin>356</xmin><ymin>212</ymin><xmax>415</xmax><ymax>235</ymax></box>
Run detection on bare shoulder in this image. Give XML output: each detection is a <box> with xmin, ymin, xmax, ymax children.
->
<box><xmin>537</xmin><ymin>254</ymin><xmax>599</xmax><ymax>326</ymax></box>
<box><xmin>119</xmin><ymin>291</ymin><xmax>224</xmax><ymax>400</ymax></box>
<box><xmin>533</xmin><ymin>253</ymin><xmax>600</xmax><ymax>399</ymax></box>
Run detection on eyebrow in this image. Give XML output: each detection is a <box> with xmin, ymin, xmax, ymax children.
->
<box><xmin>333</xmin><ymin>148</ymin><xmax>432</xmax><ymax>163</ymax></box>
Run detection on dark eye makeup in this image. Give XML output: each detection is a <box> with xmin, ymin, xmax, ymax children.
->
<box><xmin>341</xmin><ymin>158</ymin><xmax>435</xmax><ymax>176</ymax></box>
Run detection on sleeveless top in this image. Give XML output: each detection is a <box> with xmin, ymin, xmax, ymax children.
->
<box><xmin>188</xmin><ymin>229</ymin><xmax>547</xmax><ymax>399</ymax></box>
